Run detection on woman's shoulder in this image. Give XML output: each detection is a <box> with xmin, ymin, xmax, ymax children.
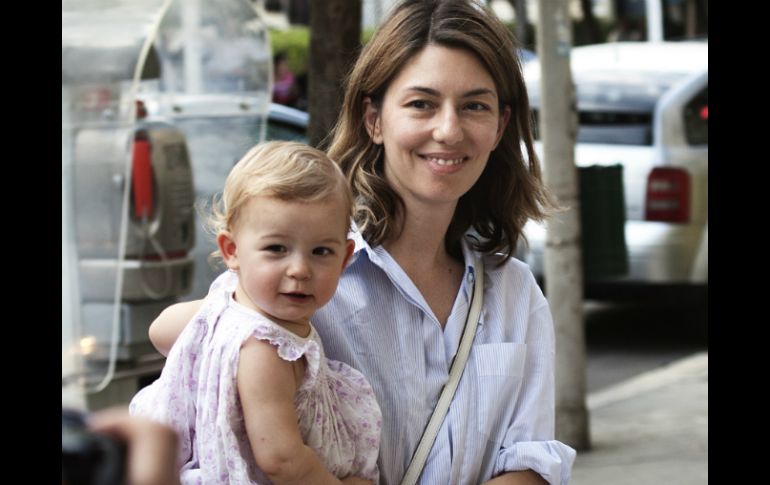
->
<box><xmin>480</xmin><ymin>252</ymin><xmax>548</xmax><ymax>308</ymax></box>
<box><xmin>480</xmin><ymin>252</ymin><xmax>537</xmax><ymax>283</ymax></box>
<box><xmin>462</xmin><ymin>235</ymin><xmax>535</xmax><ymax>283</ymax></box>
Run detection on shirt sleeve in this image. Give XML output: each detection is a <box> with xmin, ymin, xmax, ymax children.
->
<box><xmin>492</xmin><ymin>282</ymin><xmax>576</xmax><ymax>484</ymax></box>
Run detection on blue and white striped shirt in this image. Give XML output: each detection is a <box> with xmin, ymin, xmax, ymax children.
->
<box><xmin>311</xmin><ymin>230</ymin><xmax>576</xmax><ymax>484</ymax></box>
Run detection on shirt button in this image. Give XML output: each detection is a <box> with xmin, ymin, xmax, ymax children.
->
<box><xmin>467</xmin><ymin>272</ymin><xmax>475</xmax><ymax>284</ymax></box>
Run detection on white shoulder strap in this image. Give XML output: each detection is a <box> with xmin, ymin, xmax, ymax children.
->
<box><xmin>400</xmin><ymin>256</ymin><xmax>485</xmax><ymax>485</ymax></box>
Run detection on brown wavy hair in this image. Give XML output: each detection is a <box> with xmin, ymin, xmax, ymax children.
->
<box><xmin>327</xmin><ymin>0</ymin><xmax>556</xmax><ymax>261</ymax></box>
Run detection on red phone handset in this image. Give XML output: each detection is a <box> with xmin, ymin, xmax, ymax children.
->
<box><xmin>131</xmin><ymin>130</ymin><xmax>154</xmax><ymax>220</ymax></box>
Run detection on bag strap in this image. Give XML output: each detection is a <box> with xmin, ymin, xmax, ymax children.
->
<box><xmin>400</xmin><ymin>256</ymin><xmax>485</xmax><ymax>485</ymax></box>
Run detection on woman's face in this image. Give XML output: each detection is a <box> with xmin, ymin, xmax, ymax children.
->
<box><xmin>365</xmin><ymin>45</ymin><xmax>510</xmax><ymax>212</ymax></box>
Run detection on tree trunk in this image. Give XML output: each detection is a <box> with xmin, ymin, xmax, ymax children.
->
<box><xmin>308</xmin><ymin>0</ymin><xmax>361</xmax><ymax>149</ymax></box>
<box><xmin>508</xmin><ymin>0</ymin><xmax>530</xmax><ymax>47</ymax></box>
<box><xmin>579</xmin><ymin>0</ymin><xmax>602</xmax><ymax>44</ymax></box>
<box><xmin>536</xmin><ymin>0</ymin><xmax>590</xmax><ymax>451</ymax></box>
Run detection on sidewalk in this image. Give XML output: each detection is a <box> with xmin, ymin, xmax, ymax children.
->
<box><xmin>571</xmin><ymin>352</ymin><xmax>708</xmax><ymax>485</ymax></box>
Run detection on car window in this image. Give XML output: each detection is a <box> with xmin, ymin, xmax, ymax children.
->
<box><xmin>683</xmin><ymin>86</ymin><xmax>708</xmax><ymax>146</ymax></box>
<box><xmin>266</xmin><ymin>119</ymin><xmax>308</xmax><ymax>142</ymax></box>
<box><xmin>577</xmin><ymin>110</ymin><xmax>653</xmax><ymax>145</ymax></box>
<box><xmin>528</xmin><ymin>70</ymin><xmax>690</xmax><ymax>146</ymax></box>
<box><xmin>573</xmin><ymin>71</ymin><xmax>685</xmax><ymax>112</ymax></box>
<box><xmin>531</xmin><ymin>109</ymin><xmax>653</xmax><ymax>145</ymax></box>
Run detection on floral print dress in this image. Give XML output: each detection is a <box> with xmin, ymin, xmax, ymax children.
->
<box><xmin>129</xmin><ymin>282</ymin><xmax>382</xmax><ymax>484</ymax></box>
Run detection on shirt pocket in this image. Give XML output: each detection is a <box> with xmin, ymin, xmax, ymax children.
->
<box><xmin>472</xmin><ymin>342</ymin><xmax>527</xmax><ymax>441</ymax></box>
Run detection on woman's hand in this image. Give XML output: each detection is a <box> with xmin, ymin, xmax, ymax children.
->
<box><xmin>88</xmin><ymin>407</ymin><xmax>180</xmax><ymax>485</ymax></box>
<box><xmin>341</xmin><ymin>477</ymin><xmax>374</xmax><ymax>485</ymax></box>
<box><xmin>483</xmin><ymin>470</ymin><xmax>548</xmax><ymax>485</ymax></box>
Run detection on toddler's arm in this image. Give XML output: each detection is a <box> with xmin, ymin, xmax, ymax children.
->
<box><xmin>148</xmin><ymin>300</ymin><xmax>202</xmax><ymax>356</ymax></box>
<box><xmin>238</xmin><ymin>338</ymin><xmax>357</xmax><ymax>485</ymax></box>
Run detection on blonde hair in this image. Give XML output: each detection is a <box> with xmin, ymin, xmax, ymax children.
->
<box><xmin>328</xmin><ymin>0</ymin><xmax>556</xmax><ymax>261</ymax></box>
<box><xmin>208</xmin><ymin>141</ymin><xmax>353</xmax><ymax>258</ymax></box>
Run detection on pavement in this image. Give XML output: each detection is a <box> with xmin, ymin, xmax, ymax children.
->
<box><xmin>571</xmin><ymin>352</ymin><xmax>708</xmax><ymax>485</ymax></box>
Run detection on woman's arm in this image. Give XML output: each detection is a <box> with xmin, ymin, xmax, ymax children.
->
<box><xmin>483</xmin><ymin>471</ymin><xmax>548</xmax><ymax>485</ymax></box>
<box><xmin>238</xmin><ymin>339</ymin><xmax>369</xmax><ymax>485</ymax></box>
<box><xmin>490</xmin><ymin>291</ymin><xmax>575</xmax><ymax>484</ymax></box>
<box><xmin>148</xmin><ymin>300</ymin><xmax>202</xmax><ymax>356</ymax></box>
<box><xmin>89</xmin><ymin>407</ymin><xmax>181</xmax><ymax>485</ymax></box>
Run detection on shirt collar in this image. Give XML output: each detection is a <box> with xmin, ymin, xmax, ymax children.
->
<box><xmin>349</xmin><ymin>223</ymin><xmax>487</xmax><ymax>327</ymax></box>
<box><xmin>345</xmin><ymin>221</ymin><xmax>367</xmax><ymax>268</ymax></box>
<box><xmin>349</xmin><ymin>222</ymin><xmax>478</xmax><ymax>294</ymax></box>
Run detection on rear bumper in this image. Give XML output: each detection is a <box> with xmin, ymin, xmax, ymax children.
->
<box><xmin>621</xmin><ymin>221</ymin><xmax>705</xmax><ymax>283</ymax></box>
<box><xmin>521</xmin><ymin>220</ymin><xmax>707</xmax><ymax>285</ymax></box>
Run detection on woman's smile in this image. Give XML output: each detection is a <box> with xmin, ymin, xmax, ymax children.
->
<box><xmin>368</xmin><ymin>45</ymin><xmax>508</xmax><ymax>209</ymax></box>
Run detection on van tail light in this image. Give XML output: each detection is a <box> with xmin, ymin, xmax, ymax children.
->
<box><xmin>131</xmin><ymin>130</ymin><xmax>154</xmax><ymax>220</ymax></box>
<box><xmin>645</xmin><ymin>167</ymin><xmax>690</xmax><ymax>223</ymax></box>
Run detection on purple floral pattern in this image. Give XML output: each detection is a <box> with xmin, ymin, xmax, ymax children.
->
<box><xmin>129</xmin><ymin>280</ymin><xmax>381</xmax><ymax>484</ymax></box>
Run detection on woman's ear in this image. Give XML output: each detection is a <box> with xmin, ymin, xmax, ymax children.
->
<box><xmin>493</xmin><ymin>105</ymin><xmax>512</xmax><ymax>149</ymax></box>
<box><xmin>363</xmin><ymin>97</ymin><xmax>383</xmax><ymax>145</ymax></box>
<box><xmin>217</xmin><ymin>231</ymin><xmax>239</xmax><ymax>271</ymax></box>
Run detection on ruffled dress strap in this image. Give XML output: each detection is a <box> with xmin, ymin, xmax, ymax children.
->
<box><xmin>226</xmin><ymin>295</ymin><xmax>323</xmax><ymax>385</ymax></box>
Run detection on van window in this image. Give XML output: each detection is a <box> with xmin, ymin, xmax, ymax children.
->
<box><xmin>530</xmin><ymin>109</ymin><xmax>653</xmax><ymax>145</ymax></box>
<box><xmin>683</xmin><ymin>86</ymin><xmax>708</xmax><ymax>146</ymax></box>
<box><xmin>577</xmin><ymin>111</ymin><xmax>653</xmax><ymax>145</ymax></box>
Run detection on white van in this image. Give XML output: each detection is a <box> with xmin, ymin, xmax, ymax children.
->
<box><xmin>521</xmin><ymin>41</ymin><xmax>708</xmax><ymax>302</ymax></box>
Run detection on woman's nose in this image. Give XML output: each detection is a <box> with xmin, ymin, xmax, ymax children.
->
<box><xmin>433</xmin><ymin>107</ymin><xmax>463</xmax><ymax>145</ymax></box>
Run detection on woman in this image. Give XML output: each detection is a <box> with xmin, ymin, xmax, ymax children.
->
<box><xmin>150</xmin><ymin>1</ymin><xmax>575</xmax><ymax>483</ymax></box>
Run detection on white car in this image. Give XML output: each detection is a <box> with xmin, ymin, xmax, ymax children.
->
<box><xmin>521</xmin><ymin>41</ymin><xmax>708</xmax><ymax>303</ymax></box>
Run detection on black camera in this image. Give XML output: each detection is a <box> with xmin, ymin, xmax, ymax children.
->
<box><xmin>62</xmin><ymin>408</ymin><xmax>126</xmax><ymax>485</ymax></box>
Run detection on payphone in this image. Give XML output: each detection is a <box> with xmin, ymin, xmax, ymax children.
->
<box><xmin>63</xmin><ymin>0</ymin><xmax>271</xmax><ymax>410</ymax></box>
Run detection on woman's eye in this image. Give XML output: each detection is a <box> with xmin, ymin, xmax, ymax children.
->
<box><xmin>313</xmin><ymin>247</ymin><xmax>334</xmax><ymax>256</ymax></box>
<box><xmin>465</xmin><ymin>102</ymin><xmax>490</xmax><ymax>112</ymax></box>
<box><xmin>408</xmin><ymin>100</ymin><xmax>432</xmax><ymax>110</ymax></box>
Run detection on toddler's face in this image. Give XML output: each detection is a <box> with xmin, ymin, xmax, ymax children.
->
<box><xmin>224</xmin><ymin>195</ymin><xmax>352</xmax><ymax>327</ymax></box>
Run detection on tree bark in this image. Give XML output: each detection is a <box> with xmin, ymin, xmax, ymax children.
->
<box><xmin>308</xmin><ymin>0</ymin><xmax>361</xmax><ymax>149</ymax></box>
<box><xmin>536</xmin><ymin>0</ymin><xmax>590</xmax><ymax>451</ymax></box>
<box><xmin>508</xmin><ymin>0</ymin><xmax>530</xmax><ymax>47</ymax></box>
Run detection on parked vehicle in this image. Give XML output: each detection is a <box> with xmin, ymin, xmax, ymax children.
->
<box><xmin>521</xmin><ymin>41</ymin><xmax>708</xmax><ymax>302</ymax></box>
<box><xmin>266</xmin><ymin>102</ymin><xmax>310</xmax><ymax>141</ymax></box>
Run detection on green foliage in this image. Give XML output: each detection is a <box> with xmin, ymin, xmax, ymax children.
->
<box><xmin>270</xmin><ymin>26</ymin><xmax>377</xmax><ymax>76</ymax></box>
<box><xmin>269</xmin><ymin>26</ymin><xmax>310</xmax><ymax>75</ymax></box>
<box><xmin>361</xmin><ymin>27</ymin><xmax>376</xmax><ymax>45</ymax></box>
<box><xmin>268</xmin><ymin>18</ymin><xmax>615</xmax><ymax>77</ymax></box>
